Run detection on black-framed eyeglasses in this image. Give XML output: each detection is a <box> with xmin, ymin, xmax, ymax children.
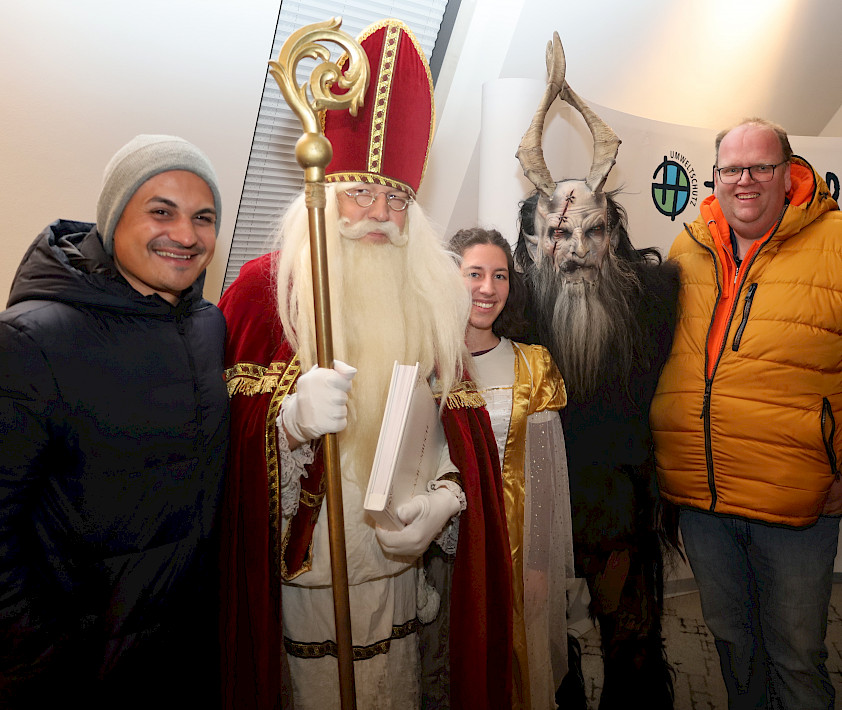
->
<box><xmin>714</xmin><ymin>161</ymin><xmax>788</xmax><ymax>184</ymax></box>
<box><xmin>343</xmin><ymin>189</ymin><xmax>412</xmax><ymax>212</ymax></box>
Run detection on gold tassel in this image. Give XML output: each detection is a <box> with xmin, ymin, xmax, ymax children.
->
<box><xmin>443</xmin><ymin>381</ymin><xmax>486</xmax><ymax>410</ymax></box>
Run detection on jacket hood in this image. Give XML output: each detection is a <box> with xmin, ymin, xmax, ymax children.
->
<box><xmin>689</xmin><ymin>156</ymin><xmax>838</xmax><ymax>249</ymax></box>
<box><xmin>7</xmin><ymin>219</ymin><xmax>208</xmax><ymax>314</ymax></box>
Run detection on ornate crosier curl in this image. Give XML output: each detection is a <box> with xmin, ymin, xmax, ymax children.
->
<box><xmin>269</xmin><ymin>17</ymin><xmax>369</xmax><ymax>136</ymax></box>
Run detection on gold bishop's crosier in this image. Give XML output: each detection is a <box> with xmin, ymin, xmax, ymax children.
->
<box><xmin>268</xmin><ymin>18</ymin><xmax>370</xmax><ymax>710</ymax></box>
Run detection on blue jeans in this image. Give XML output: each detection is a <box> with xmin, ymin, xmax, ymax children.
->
<box><xmin>680</xmin><ymin>509</ymin><xmax>840</xmax><ymax>710</ymax></box>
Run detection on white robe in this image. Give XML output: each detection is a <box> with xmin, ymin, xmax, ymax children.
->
<box><xmin>279</xmin><ymin>423</ymin><xmax>457</xmax><ymax>709</ymax></box>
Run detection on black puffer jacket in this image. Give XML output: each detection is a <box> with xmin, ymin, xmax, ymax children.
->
<box><xmin>0</xmin><ymin>221</ymin><xmax>228</xmax><ymax>707</ymax></box>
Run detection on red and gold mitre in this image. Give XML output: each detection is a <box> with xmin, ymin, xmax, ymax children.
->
<box><xmin>324</xmin><ymin>19</ymin><xmax>434</xmax><ymax>198</ymax></box>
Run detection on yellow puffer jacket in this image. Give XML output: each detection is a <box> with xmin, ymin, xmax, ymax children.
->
<box><xmin>651</xmin><ymin>157</ymin><xmax>842</xmax><ymax>527</ymax></box>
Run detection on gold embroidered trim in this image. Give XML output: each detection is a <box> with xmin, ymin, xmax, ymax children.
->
<box><xmin>299</xmin><ymin>487</ymin><xmax>324</xmax><ymax>508</ymax></box>
<box><xmin>225</xmin><ymin>361</ymin><xmax>297</xmax><ymax>398</ymax></box>
<box><xmin>412</xmin><ymin>29</ymin><xmax>436</xmax><ymax>190</ymax></box>
<box><xmin>247</xmin><ymin>356</ymin><xmax>300</xmax><ymax>575</ymax></box>
<box><xmin>324</xmin><ymin>171</ymin><xmax>415</xmax><ymax>198</ymax></box>
<box><xmin>368</xmin><ymin>23</ymin><xmax>400</xmax><ymax>177</ymax></box>
<box><xmin>284</xmin><ymin>618</ymin><xmax>420</xmax><ymax>661</ymax></box>
<box><xmin>443</xmin><ymin>380</ymin><xmax>487</xmax><ymax>410</ymax></box>
<box><xmin>355</xmin><ymin>18</ymin><xmax>435</xmax><ymax>189</ymax></box>
<box><xmin>322</xmin><ymin>19</ymin><xmax>434</xmax><ymax>194</ymax></box>
<box><xmin>280</xmin><ymin>464</ymin><xmax>326</xmax><ymax>582</ymax></box>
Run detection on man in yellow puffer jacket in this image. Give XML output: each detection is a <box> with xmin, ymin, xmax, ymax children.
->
<box><xmin>651</xmin><ymin>118</ymin><xmax>842</xmax><ymax>710</ymax></box>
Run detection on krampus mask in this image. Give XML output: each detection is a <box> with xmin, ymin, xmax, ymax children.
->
<box><xmin>516</xmin><ymin>32</ymin><xmax>621</xmax><ymax>284</ymax></box>
<box><xmin>515</xmin><ymin>33</ymin><xmax>656</xmax><ymax>401</ymax></box>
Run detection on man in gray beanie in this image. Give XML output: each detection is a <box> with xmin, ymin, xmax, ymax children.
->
<box><xmin>97</xmin><ymin>134</ymin><xmax>222</xmax><ymax>253</ymax></box>
<box><xmin>0</xmin><ymin>135</ymin><xmax>228</xmax><ymax>708</ymax></box>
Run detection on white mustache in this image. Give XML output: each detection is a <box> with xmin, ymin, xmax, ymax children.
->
<box><xmin>338</xmin><ymin>217</ymin><xmax>406</xmax><ymax>246</ymax></box>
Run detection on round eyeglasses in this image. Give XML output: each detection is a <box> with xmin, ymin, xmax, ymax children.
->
<box><xmin>715</xmin><ymin>161</ymin><xmax>788</xmax><ymax>184</ymax></box>
<box><xmin>343</xmin><ymin>189</ymin><xmax>412</xmax><ymax>212</ymax></box>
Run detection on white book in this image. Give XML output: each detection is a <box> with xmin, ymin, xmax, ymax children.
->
<box><xmin>364</xmin><ymin>361</ymin><xmax>445</xmax><ymax>531</ymax></box>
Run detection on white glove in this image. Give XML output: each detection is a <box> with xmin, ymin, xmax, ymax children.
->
<box><xmin>375</xmin><ymin>487</ymin><xmax>461</xmax><ymax>558</ymax></box>
<box><xmin>280</xmin><ymin>360</ymin><xmax>356</xmax><ymax>444</ymax></box>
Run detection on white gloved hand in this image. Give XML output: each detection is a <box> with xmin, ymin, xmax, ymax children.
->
<box><xmin>280</xmin><ymin>360</ymin><xmax>356</xmax><ymax>444</ymax></box>
<box><xmin>375</xmin><ymin>487</ymin><xmax>461</xmax><ymax>558</ymax></box>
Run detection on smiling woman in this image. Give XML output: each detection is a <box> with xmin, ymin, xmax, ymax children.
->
<box><xmin>460</xmin><ymin>241</ymin><xmax>509</xmax><ymax>350</ymax></box>
<box><xmin>447</xmin><ymin>226</ymin><xmax>573</xmax><ymax>710</ymax></box>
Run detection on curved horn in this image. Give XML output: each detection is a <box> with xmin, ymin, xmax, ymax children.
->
<box><xmin>516</xmin><ymin>32</ymin><xmax>566</xmax><ymax>199</ymax></box>
<box><xmin>562</xmin><ymin>84</ymin><xmax>621</xmax><ymax>193</ymax></box>
<box><xmin>517</xmin><ymin>32</ymin><xmax>621</xmax><ymax>196</ymax></box>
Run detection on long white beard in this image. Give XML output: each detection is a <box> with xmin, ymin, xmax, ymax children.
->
<box><xmin>277</xmin><ymin>186</ymin><xmax>471</xmax><ymax>490</ymax></box>
<box><xmin>335</xmin><ymin>240</ymin><xmax>420</xmax><ymax>488</ymax></box>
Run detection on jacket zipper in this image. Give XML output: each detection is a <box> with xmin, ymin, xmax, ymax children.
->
<box><xmin>689</xmin><ymin>225</ymin><xmax>722</xmax><ymax>511</ymax></box>
<box><xmin>690</xmin><ymin>208</ymin><xmax>783</xmax><ymax>511</ymax></box>
<box><xmin>822</xmin><ymin>398</ymin><xmax>839</xmax><ymax>480</ymax></box>
<box><xmin>731</xmin><ymin>282</ymin><xmax>758</xmax><ymax>351</ymax></box>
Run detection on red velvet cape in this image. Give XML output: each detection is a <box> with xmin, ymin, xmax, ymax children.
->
<box><xmin>218</xmin><ymin>253</ymin><xmax>513</xmax><ymax>709</ymax></box>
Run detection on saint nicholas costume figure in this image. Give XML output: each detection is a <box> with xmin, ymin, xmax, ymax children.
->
<box><xmin>218</xmin><ymin>19</ymin><xmax>512</xmax><ymax>710</ymax></box>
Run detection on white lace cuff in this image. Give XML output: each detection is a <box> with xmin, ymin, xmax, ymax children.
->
<box><xmin>428</xmin><ymin>478</ymin><xmax>465</xmax><ymax>554</ymax></box>
<box><xmin>276</xmin><ymin>418</ymin><xmax>314</xmax><ymax>518</ymax></box>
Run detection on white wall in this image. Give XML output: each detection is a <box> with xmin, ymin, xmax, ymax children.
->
<box><xmin>499</xmin><ymin>0</ymin><xmax>842</xmax><ymax>136</ymax></box>
<box><xmin>822</xmin><ymin>102</ymin><xmax>842</xmax><ymax>138</ymax></box>
<box><xmin>0</xmin><ymin>0</ymin><xmax>279</xmax><ymax>305</ymax></box>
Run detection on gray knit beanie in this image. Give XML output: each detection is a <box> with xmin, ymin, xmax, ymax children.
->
<box><xmin>96</xmin><ymin>134</ymin><xmax>222</xmax><ymax>254</ymax></box>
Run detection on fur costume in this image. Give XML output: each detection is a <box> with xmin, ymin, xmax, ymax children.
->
<box><xmin>513</xmin><ymin>32</ymin><xmax>680</xmax><ymax>709</ymax></box>
<box><xmin>516</xmin><ymin>192</ymin><xmax>679</xmax><ymax>709</ymax></box>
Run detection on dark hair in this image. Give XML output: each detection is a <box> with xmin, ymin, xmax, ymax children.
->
<box><xmin>604</xmin><ymin>189</ymin><xmax>663</xmax><ymax>265</ymax></box>
<box><xmin>448</xmin><ymin>227</ymin><xmax>529</xmax><ymax>340</ymax></box>
<box><xmin>514</xmin><ymin>193</ymin><xmax>540</xmax><ymax>274</ymax></box>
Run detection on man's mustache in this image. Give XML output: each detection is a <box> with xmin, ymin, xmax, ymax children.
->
<box><xmin>338</xmin><ymin>218</ymin><xmax>405</xmax><ymax>245</ymax></box>
<box><xmin>148</xmin><ymin>237</ymin><xmax>205</xmax><ymax>256</ymax></box>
